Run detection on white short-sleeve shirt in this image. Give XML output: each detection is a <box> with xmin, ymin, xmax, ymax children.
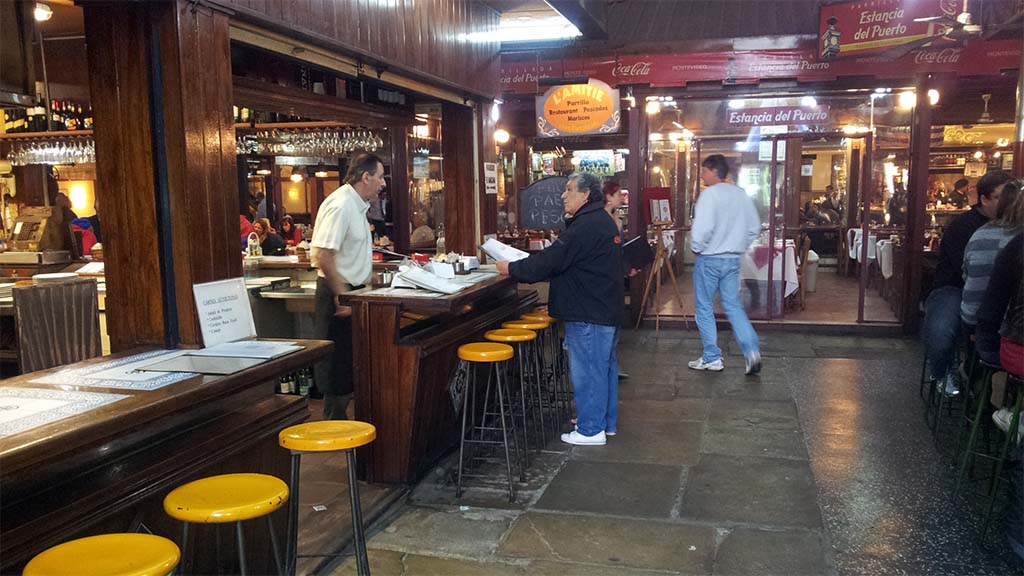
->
<box><xmin>310</xmin><ymin>183</ymin><xmax>372</xmax><ymax>286</ymax></box>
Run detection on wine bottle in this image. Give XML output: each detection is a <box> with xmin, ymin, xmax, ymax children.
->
<box><xmin>49</xmin><ymin>100</ymin><xmax>59</xmax><ymax>131</ymax></box>
<box><xmin>65</xmin><ymin>101</ymin><xmax>77</xmax><ymax>131</ymax></box>
<box><xmin>83</xmin><ymin>105</ymin><xmax>93</xmax><ymax>130</ymax></box>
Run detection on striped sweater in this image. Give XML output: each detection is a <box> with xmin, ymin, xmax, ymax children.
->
<box><xmin>961</xmin><ymin>223</ymin><xmax>1021</xmax><ymax>326</ymax></box>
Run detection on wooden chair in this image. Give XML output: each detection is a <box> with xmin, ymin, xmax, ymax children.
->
<box><xmin>13</xmin><ymin>279</ymin><xmax>101</xmax><ymax>374</ymax></box>
<box><xmin>789</xmin><ymin>235</ymin><xmax>812</xmax><ymax>311</ymax></box>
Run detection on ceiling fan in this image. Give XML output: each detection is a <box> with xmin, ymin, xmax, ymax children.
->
<box><xmin>879</xmin><ymin>0</ymin><xmax>982</xmax><ymax>59</ymax></box>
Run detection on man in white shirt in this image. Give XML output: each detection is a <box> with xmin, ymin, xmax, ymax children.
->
<box><xmin>688</xmin><ymin>154</ymin><xmax>762</xmax><ymax>375</ymax></box>
<box><xmin>310</xmin><ymin>153</ymin><xmax>386</xmax><ymax>419</ymax></box>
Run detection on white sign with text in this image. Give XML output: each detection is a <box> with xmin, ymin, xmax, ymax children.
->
<box><xmin>192</xmin><ymin>278</ymin><xmax>256</xmax><ymax>348</ymax></box>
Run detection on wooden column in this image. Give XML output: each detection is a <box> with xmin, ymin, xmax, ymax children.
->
<box><xmin>478</xmin><ymin>103</ymin><xmax>498</xmax><ymax>242</ymax></box>
<box><xmin>85</xmin><ymin>0</ymin><xmax>240</xmax><ymax>350</ymax></box>
<box><xmin>626</xmin><ymin>104</ymin><xmax>646</xmax><ymax>326</ymax></box>
<box><xmin>390</xmin><ymin>125</ymin><xmax>411</xmax><ymax>253</ymax></box>
<box><xmin>442</xmin><ymin>101</ymin><xmax>478</xmax><ymax>254</ymax></box>
<box><xmin>904</xmin><ymin>75</ymin><xmax>933</xmax><ymax>332</ymax></box>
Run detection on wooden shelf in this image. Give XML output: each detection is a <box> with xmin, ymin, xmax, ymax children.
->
<box><xmin>0</xmin><ymin>130</ymin><xmax>93</xmax><ymax>140</ymax></box>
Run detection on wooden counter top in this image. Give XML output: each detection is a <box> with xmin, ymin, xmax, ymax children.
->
<box><xmin>0</xmin><ymin>340</ymin><xmax>329</xmax><ymax>475</ymax></box>
<box><xmin>342</xmin><ymin>273</ymin><xmax>516</xmax><ymax>314</ymax></box>
<box><xmin>0</xmin><ymin>339</ymin><xmax>330</xmax><ymax>573</ymax></box>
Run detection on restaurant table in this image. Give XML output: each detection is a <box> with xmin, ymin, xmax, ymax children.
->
<box><xmin>342</xmin><ymin>270</ymin><xmax>536</xmax><ymax>484</ymax></box>
<box><xmin>0</xmin><ymin>340</ymin><xmax>330</xmax><ymax>574</ymax></box>
<box><xmin>740</xmin><ymin>241</ymin><xmax>799</xmax><ymax>298</ymax></box>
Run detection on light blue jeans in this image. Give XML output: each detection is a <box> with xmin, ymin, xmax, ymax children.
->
<box><xmin>693</xmin><ymin>255</ymin><xmax>760</xmax><ymax>363</ymax></box>
<box><xmin>565</xmin><ymin>322</ymin><xmax>618</xmax><ymax>436</ymax></box>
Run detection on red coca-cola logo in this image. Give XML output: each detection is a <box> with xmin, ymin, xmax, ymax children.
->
<box><xmin>612</xmin><ymin>61</ymin><xmax>652</xmax><ymax>77</ymax></box>
<box><xmin>914</xmin><ymin>47</ymin><xmax>962</xmax><ymax>64</ymax></box>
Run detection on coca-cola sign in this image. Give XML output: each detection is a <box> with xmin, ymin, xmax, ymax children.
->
<box><xmin>611</xmin><ymin>61</ymin><xmax>652</xmax><ymax>78</ymax></box>
<box><xmin>498</xmin><ymin>38</ymin><xmax>1019</xmax><ymax>95</ymax></box>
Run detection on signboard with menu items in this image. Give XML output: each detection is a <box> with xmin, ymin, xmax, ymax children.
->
<box><xmin>818</xmin><ymin>0</ymin><xmax>957</xmax><ymax>60</ymax></box>
<box><xmin>536</xmin><ymin>79</ymin><xmax>620</xmax><ymax>137</ymax></box>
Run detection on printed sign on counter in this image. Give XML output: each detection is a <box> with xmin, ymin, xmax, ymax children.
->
<box><xmin>192</xmin><ymin>277</ymin><xmax>256</xmax><ymax>348</ymax></box>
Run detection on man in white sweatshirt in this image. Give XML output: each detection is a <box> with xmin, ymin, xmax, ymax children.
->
<box><xmin>688</xmin><ymin>154</ymin><xmax>762</xmax><ymax>375</ymax></box>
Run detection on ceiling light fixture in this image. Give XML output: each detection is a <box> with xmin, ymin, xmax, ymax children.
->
<box><xmin>897</xmin><ymin>91</ymin><xmax>917</xmax><ymax>110</ymax></box>
<box><xmin>801</xmin><ymin>95</ymin><xmax>818</xmax><ymax>108</ymax></box>
<box><xmin>645</xmin><ymin>101</ymin><xmax>661</xmax><ymax>115</ymax></box>
<box><xmin>290</xmin><ymin>173</ymin><xmax>304</xmax><ymax>182</ymax></box>
<box><xmin>494</xmin><ymin>128</ymin><xmax>511</xmax><ymax>144</ymax></box>
<box><xmin>927</xmin><ymin>89</ymin><xmax>940</xmax><ymax>106</ymax></box>
<box><xmin>728</xmin><ymin>99</ymin><xmax>745</xmax><ymax>109</ymax></box>
<box><xmin>34</xmin><ymin>3</ymin><xmax>52</xmax><ymax>21</ymax></box>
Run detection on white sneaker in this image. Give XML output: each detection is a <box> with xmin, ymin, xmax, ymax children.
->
<box><xmin>938</xmin><ymin>373</ymin><xmax>960</xmax><ymax>397</ymax></box>
<box><xmin>560</xmin><ymin>430</ymin><xmax>607</xmax><ymax>446</ymax></box>
<box><xmin>688</xmin><ymin>358</ymin><xmax>724</xmax><ymax>371</ymax></box>
<box><xmin>992</xmin><ymin>408</ymin><xmax>1024</xmax><ymax>442</ymax></box>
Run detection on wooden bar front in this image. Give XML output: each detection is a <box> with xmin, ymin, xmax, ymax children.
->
<box><xmin>345</xmin><ymin>276</ymin><xmax>536</xmax><ymax>484</ymax></box>
<box><xmin>0</xmin><ymin>341</ymin><xmax>330</xmax><ymax>574</ymax></box>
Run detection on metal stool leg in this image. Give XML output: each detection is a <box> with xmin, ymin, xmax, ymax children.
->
<box><xmin>456</xmin><ymin>361</ymin><xmax>472</xmax><ymax>498</ymax></box>
<box><xmin>285</xmin><ymin>452</ymin><xmax>302</xmax><ymax>576</ymax></box>
<box><xmin>266</xmin><ymin>514</ymin><xmax>283</xmax><ymax>576</ymax></box>
<box><xmin>346</xmin><ymin>449</ymin><xmax>371</xmax><ymax>576</ymax></box>
<box><xmin>982</xmin><ymin>389</ymin><xmax>1022</xmax><ymax>536</ymax></box>
<box><xmin>494</xmin><ymin>363</ymin><xmax>516</xmax><ymax>503</ymax></box>
<box><xmin>236</xmin><ymin>521</ymin><xmax>248</xmax><ymax>576</ymax></box>
<box><xmin>530</xmin><ymin>340</ymin><xmax>549</xmax><ymax>444</ymax></box>
<box><xmin>179</xmin><ymin>522</ymin><xmax>190</xmax><ymax>576</ymax></box>
<box><xmin>515</xmin><ymin>346</ymin><xmax>531</xmax><ymax>469</ymax></box>
<box><xmin>954</xmin><ymin>371</ymin><xmax>993</xmax><ymax>499</ymax></box>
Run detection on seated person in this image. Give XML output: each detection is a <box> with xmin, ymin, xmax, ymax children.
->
<box><xmin>801</xmin><ymin>202</ymin><xmax>830</xmax><ymax>225</ymax></box>
<box><xmin>278</xmin><ymin>215</ymin><xmax>303</xmax><ymax>246</ymax></box>
<box><xmin>961</xmin><ymin>180</ymin><xmax>1022</xmax><ymax>332</ymax></box>
<box><xmin>254</xmin><ymin>217</ymin><xmax>286</xmax><ymax>255</ymax></box>
<box><xmin>410</xmin><ymin>212</ymin><xmax>435</xmax><ymax>248</ymax></box>
<box><xmin>923</xmin><ymin>170</ymin><xmax>1012</xmax><ymax>396</ymax></box>
<box><xmin>975</xmin><ymin>233</ymin><xmax>1022</xmax><ymax>372</ymax></box>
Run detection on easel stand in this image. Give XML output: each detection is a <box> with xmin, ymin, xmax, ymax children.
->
<box><xmin>635</xmin><ymin>221</ymin><xmax>686</xmax><ymax>331</ymax></box>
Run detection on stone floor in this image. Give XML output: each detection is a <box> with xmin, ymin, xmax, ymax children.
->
<box><xmin>327</xmin><ymin>329</ymin><xmax>1021</xmax><ymax>576</ymax></box>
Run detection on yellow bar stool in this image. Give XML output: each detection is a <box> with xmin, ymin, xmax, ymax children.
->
<box><xmin>523</xmin><ymin>311</ymin><xmax>571</xmax><ymax>425</ymax></box>
<box><xmin>278</xmin><ymin>420</ymin><xmax>377</xmax><ymax>576</ymax></box>
<box><xmin>163</xmin><ymin>473</ymin><xmax>289</xmax><ymax>576</ymax></box>
<box><xmin>24</xmin><ymin>533</ymin><xmax>180</xmax><ymax>576</ymax></box>
<box><xmin>485</xmin><ymin>328</ymin><xmax>542</xmax><ymax>467</ymax></box>
<box><xmin>503</xmin><ymin>320</ymin><xmax>560</xmax><ymax>439</ymax></box>
<box><xmin>455</xmin><ymin>342</ymin><xmax>520</xmax><ymax>502</ymax></box>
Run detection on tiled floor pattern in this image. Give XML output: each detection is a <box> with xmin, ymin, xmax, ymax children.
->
<box><xmin>326</xmin><ymin>330</ymin><xmax>1020</xmax><ymax>575</ymax></box>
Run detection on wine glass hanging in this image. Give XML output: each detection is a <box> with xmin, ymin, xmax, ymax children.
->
<box><xmin>235</xmin><ymin>127</ymin><xmax>384</xmax><ymax>157</ymax></box>
<box><xmin>5</xmin><ymin>136</ymin><xmax>96</xmax><ymax>166</ymax></box>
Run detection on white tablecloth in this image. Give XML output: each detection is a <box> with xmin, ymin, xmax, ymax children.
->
<box><xmin>877</xmin><ymin>239</ymin><xmax>894</xmax><ymax>279</ymax></box>
<box><xmin>740</xmin><ymin>242</ymin><xmax>799</xmax><ymax>297</ymax></box>
<box><xmin>848</xmin><ymin>228</ymin><xmax>878</xmax><ymax>262</ymax></box>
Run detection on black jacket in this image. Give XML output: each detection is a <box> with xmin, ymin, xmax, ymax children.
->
<box><xmin>933</xmin><ymin>205</ymin><xmax>989</xmax><ymax>291</ymax></box>
<box><xmin>509</xmin><ymin>200</ymin><xmax>623</xmax><ymax>326</ymax></box>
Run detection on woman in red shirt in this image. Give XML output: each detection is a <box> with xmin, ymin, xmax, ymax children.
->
<box><xmin>278</xmin><ymin>215</ymin><xmax>303</xmax><ymax>246</ymax></box>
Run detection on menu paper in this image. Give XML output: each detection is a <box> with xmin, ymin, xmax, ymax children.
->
<box><xmin>480</xmin><ymin>238</ymin><xmax>529</xmax><ymax>263</ymax></box>
<box><xmin>192</xmin><ymin>278</ymin><xmax>257</xmax><ymax>348</ymax></box>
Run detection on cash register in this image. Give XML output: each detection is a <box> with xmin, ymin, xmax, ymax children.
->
<box><xmin>0</xmin><ymin>206</ymin><xmax>72</xmax><ymax>265</ymax></box>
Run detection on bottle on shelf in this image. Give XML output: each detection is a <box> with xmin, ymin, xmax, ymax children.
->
<box><xmin>83</xmin><ymin>105</ymin><xmax>93</xmax><ymax>130</ymax></box>
<box><xmin>50</xmin><ymin>99</ymin><xmax>62</xmax><ymax>130</ymax></box>
<box><xmin>64</xmin><ymin>101</ymin><xmax>78</xmax><ymax>131</ymax></box>
<box><xmin>436</xmin><ymin>223</ymin><xmax>446</xmax><ymax>254</ymax></box>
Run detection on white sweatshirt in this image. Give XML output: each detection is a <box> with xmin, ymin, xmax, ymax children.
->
<box><xmin>690</xmin><ymin>182</ymin><xmax>762</xmax><ymax>257</ymax></box>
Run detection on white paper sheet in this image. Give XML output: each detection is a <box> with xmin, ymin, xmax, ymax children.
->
<box><xmin>396</xmin><ymin>266</ymin><xmax>468</xmax><ymax>294</ymax></box>
<box><xmin>480</xmin><ymin>238</ymin><xmax>529</xmax><ymax>262</ymax></box>
<box><xmin>187</xmin><ymin>341</ymin><xmax>302</xmax><ymax>359</ymax></box>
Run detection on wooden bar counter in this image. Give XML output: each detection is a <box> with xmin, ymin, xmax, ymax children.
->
<box><xmin>343</xmin><ymin>273</ymin><xmax>536</xmax><ymax>484</ymax></box>
<box><xmin>0</xmin><ymin>340</ymin><xmax>330</xmax><ymax>574</ymax></box>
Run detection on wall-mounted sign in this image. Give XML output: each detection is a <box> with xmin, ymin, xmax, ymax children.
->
<box><xmin>536</xmin><ymin>79</ymin><xmax>620</xmax><ymax>138</ymax></box>
<box><xmin>499</xmin><ymin>40</ymin><xmax>1020</xmax><ymax>94</ymax></box>
<box><xmin>484</xmin><ymin>162</ymin><xmax>498</xmax><ymax>195</ymax></box>
<box><xmin>726</xmin><ymin>105</ymin><xmax>831</xmax><ymax>127</ymax></box>
<box><xmin>818</xmin><ymin>0</ymin><xmax>955</xmax><ymax>60</ymax></box>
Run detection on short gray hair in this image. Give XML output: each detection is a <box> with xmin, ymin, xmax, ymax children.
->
<box><xmin>569</xmin><ymin>172</ymin><xmax>603</xmax><ymax>203</ymax></box>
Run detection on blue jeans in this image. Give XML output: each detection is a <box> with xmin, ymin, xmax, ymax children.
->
<box><xmin>922</xmin><ymin>286</ymin><xmax>963</xmax><ymax>379</ymax></box>
<box><xmin>565</xmin><ymin>322</ymin><xmax>618</xmax><ymax>436</ymax></box>
<box><xmin>693</xmin><ymin>255</ymin><xmax>760</xmax><ymax>363</ymax></box>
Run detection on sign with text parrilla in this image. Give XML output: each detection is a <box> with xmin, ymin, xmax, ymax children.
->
<box><xmin>819</xmin><ymin>0</ymin><xmax>957</xmax><ymax>60</ymax></box>
<box><xmin>536</xmin><ymin>79</ymin><xmax>620</xmax><ymax>137</ymax></box>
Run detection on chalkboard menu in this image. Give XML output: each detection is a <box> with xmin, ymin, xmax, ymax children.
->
<box><xmin>519</xmin><ymin>177</ymin><xmax>567</xmax><ymax>230</ymax></box>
